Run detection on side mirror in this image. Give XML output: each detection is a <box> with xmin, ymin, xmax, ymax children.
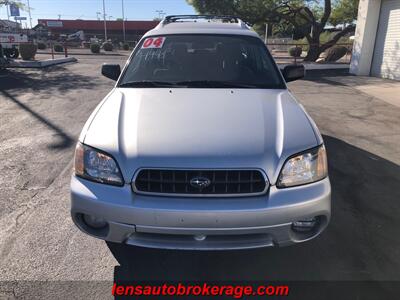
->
<box><xmin>282</xmin><ymin>64</ymin><xmax>305</xmax><ymax>82</ymax></box>
<box><xmin>101</xmin><ymin>64</ymin><xmax>121</xmax><ymax>81</ymax></box>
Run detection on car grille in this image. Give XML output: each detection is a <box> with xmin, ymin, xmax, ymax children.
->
<box><xmin>133</xmin><ymin>169</ymin><xmax>268</xmax><ymax>197</ymax></box>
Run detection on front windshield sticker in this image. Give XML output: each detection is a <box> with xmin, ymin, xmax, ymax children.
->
<box><xmin>141</xmin><ymin>37</ymin><xmax>166</xmax><ymax>49</ymax></box>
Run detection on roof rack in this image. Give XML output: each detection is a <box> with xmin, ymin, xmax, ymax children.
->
<box><xmin>158</xmin><ymin>15</ymin><xmax>250</xmax><ymax>29</ymax></box>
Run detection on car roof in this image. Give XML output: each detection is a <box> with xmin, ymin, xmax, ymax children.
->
<box><xmin>143</xmin><ymin>15</ymin><xmax>260</xmax><ymax>39</ymax></box>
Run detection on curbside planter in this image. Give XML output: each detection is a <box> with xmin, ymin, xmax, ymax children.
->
<box><xmin>19</xmin><ymin>43</ymin><xmax>38</xmax><ymax>60</ymax></box>
<box><xmin>102</xmin><ymin>42</ymin><xmax>113</xmax><ymax>51</ymax></box>
<box><xmin>8</xmin><ymin>57</ymin><xmax>78</xmax><ymax>68</ymax></box>
<box><xmin>54</xmin><ymin>44</ymin><xmax>64</xmax><ymax>52</ymax></box>
<box><xmin>288</xmin><ymin>46</ymin><xmax>303</xmax><ymax>58</ymax></box>
<box><xmin>90</xmin><ymin>43</ymin><xmax>101</xmax><ymax>54</ymax></box>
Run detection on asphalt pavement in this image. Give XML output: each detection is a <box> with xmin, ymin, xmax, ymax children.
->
<box><xmin>0</xmin><ymin>56</ymin><xmax>399</xmax><ymax>299</ymax></box>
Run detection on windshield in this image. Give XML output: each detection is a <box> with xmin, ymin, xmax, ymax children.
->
<box><xmin>118</xmin><ymin>34</ymin><xmax>285</xmax><ymax>89</ymax></box>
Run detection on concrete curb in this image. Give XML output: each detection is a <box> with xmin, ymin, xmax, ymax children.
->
<box><xmin>7</xmin><ymin>57</ymin><xmax>78</xmax><ymax>68</ymax></box>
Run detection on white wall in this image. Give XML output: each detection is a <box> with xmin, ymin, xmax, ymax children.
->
<box><xmin>350</xmin><ymin>0</ymin><xmax>382</xmax><ymax>75</ymax></box>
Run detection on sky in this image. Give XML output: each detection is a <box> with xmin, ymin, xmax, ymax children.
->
<box><xmin>0</xmin><ymin>0</ymin><xmax>196</xmax><ymax>27</ymax></box>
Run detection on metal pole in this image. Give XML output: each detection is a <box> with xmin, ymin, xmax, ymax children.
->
<box><xmin>102</xmin><ymin>0</ymin><xmax>108</xmax><ymax>41</ymax></box>
<box><xmin>6</xmin><ymin>1</ymin><xmax>10</xmax><ymax>21</ymax></box>
<box><xmin>27</xmin><ymin>0</ymin><xmax>32</xmax><ymax>28</ymax></box>
<box><xmin>122</xmin><ymin>0</ymin><xmax>126</xmax><ymax>43</ymax></box>
<box><xmin>156</xmin><ymin>10</ymin><xmax>164</xmax><ymax>20</ymax></box>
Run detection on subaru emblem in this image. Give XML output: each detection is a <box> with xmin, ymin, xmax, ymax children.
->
<box><xmin>190</xmin><ymin>177</ymin><xmax>211</xmax><ymax>189</ymax></box>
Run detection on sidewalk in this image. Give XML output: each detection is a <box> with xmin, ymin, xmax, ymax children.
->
<box><xmin>320</xmin><ymin>75</ymin><xmax>400</xmax><ymax>108</ymax></box>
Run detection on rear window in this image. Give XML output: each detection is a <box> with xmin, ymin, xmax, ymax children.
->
<box><xmin>119</xmin><ymin>34</ymin><xmax>285</xmax><ymax>89</ymax></box>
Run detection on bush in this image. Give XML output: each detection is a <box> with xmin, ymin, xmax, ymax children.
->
<box><xmin>90</xmin><ymin>43</ymin><xmax>101</xmax><ymax>54</ymax></box>
<box><xmin>288</xmin><ymin>46</ymin><xmax>302</xmax><ymax>57</ymax></box>
<box><xmin>293</xmin><ymin>32</ymin><xmax>353</xmax><ymax>52</ymax></box>
<box><xmin>325</xmin><ymin>46</ymin><xmax>348</xmax><ymax>62</ymax></box>
<box><xmin>19</xmin><ymin>43</ymin><xmax>37</xmax><ymax>60</ymax></box>
<box><xmin>37</xmin><ymin>42</ymin><xmax>46</xmax><ymax>50</ymax></box>
<box><xmin>53</xmin><ymin>44</ymin><xmax>64</xmax><ymax>52</ymax></box>
<box><xmin>102</xmin><ymin>42</ymin><xmax>113</xmax><ymax>51</ymax></box>
<box><xmin>122</xmin><ymin>43</ymin><xmax>130</xmax><ymax>51</ymax></box>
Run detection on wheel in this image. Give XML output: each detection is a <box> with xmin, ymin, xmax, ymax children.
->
<box><xmin>4</xmin><ymin>48</ymin><xmax>19</xmax><ymax>59</ymax></box>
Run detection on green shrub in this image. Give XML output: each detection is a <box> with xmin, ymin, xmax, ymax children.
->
<box><xmin>53</xmin><ymin>44</ymin><xmax>64</xmax><ymax>52</ymax></box>
<box><xmin>122</xmin><ymin>43</ymin><xmax>129</xmax><ymax>51</ymax></box>
<box><xmin>37</xmin><ymin>42</ymin><xmax>46</xmax><ymax>50</ymax></box>
<box><xmin>325</xmin><ymin>46</ymin><xmax>348</xmax><ymax>62</ymax></box>
<box><xmin>90</xmin><ymin>43</ymin><xmax>101</xmax><ymax>54</ymax></box>
<box><xmin>288</xmin><ymin>46</ymin><xmax>302</xmax><ymax>57</ymax></box>
<box><xmin>102</xmin><ymin>42</ymin><xmax>113</xmax><ymax>51</ymax></box>
<box><xmin>19</xmin><ymin>43</ymin><xmax>37</xmax><ymax>60</ymax></box>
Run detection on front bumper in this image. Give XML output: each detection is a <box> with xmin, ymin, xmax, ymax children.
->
<box><xmin>70</xmin><ymin>175</ymin><xmax>331</xmax><ymax>250</ymax></box>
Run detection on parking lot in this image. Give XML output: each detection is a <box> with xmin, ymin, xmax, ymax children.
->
<box><xmin>1</xmin><ymin>56</ymin><xmax>400</xmax><ymax>298</ymax></box>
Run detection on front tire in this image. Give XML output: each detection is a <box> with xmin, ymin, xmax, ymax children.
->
<box><xmin>4</xmin><ymin>48</ymin><xmax>19</xmax><ymax>59</ymax></box>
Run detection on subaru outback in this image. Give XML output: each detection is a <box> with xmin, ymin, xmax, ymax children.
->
<box><xmin>71</xmin><ymin>15</ymin><xmax>331</xmax><ymax>250</ymax></box>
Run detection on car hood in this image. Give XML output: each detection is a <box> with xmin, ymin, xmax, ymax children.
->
<box><xmin>82</xmin><ymin>88</ymin><xmax>319</xmax><ymax>184</ymax></box>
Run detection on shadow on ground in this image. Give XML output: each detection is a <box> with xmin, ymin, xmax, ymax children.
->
<box><xmin>0</xmin><ymin>67</ymin><xmax>102</xmax><ymax>149</ymax></box>
<box><xmin>107</xmin><ymin>135</ymin><xmax>400</xmax><ymax>285</ymax></box>
<box><xmin>0</xmin><ymin>89</ymin><xmax>74</xmax><ymax>149</ymax></box>
<box><xmin>302</xmin><ymin>69</ymin><xmax>353</xmax><ymax>86</ymax></box>
<box><xmin>0</xmin><ymin>66</ymin><xmax>97</xmax><ymax>94</ymax></box>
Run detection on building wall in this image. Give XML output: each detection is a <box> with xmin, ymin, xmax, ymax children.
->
<box><xmin>350</xmin><ymin>0</ymin><xmax>400</xmax><ymax>80</ymax></box>
<box><xmin>350</xmin><ymin>0</ymin><xmax>382</xmax><ymax>76</ymax></box>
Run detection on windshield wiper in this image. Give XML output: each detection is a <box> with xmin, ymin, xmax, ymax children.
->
<box><xmin>174</xmin><ymin>80</ymin><xmax>259</xmax><ymax>88</ymax></box>
<box><xmin>118</xmin><ymin>81</ymin><xmax>177</xmax><ymax>88</ymax></box>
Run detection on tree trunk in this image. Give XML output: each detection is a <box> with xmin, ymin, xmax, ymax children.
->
<box><xmin>303</xmin><ymin>26</ymin><xmax>323</xmax><ymax>62</ymax></box>
<box><xmin>303</xmin><ymin>44</ymin><xmax>322</xmax><ymax>61</ymax></box>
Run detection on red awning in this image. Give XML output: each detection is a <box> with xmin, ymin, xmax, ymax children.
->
<box><xmin>38</xmin><ymin>19</ymin><xmax>158</xmax><ymax>31</ymax></box>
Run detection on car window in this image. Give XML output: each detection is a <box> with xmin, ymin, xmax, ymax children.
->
<box><xmin>119</xmin><ymin>34</ymin><xmax>285</xmax><ymax>89</ymax></box>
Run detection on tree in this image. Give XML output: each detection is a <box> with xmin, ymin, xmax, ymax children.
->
<box><xmin>0</xmin><ymin>0</ymin><xmax>27</xmax><ymax>17</ymax></box>
<box><xmin>187</xmin><ymin>0</ymin><xmax>358</xmax><ymax>61</ymax></box>
<box><xmin>0</xmin><ymin>0</ymin><xmax>25</xmax><ymax>9</ymax></box>
<box><xmin>330</xmin><ymin>0</ymin><xmax>359</xmax><ymax>26</ymax></box>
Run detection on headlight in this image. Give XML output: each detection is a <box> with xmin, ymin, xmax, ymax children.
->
<box><xmin>277</xmin><ymin>145</ymin><xmax>328</xmax><ymax>188</ymax></box>
<box><xmin>74</xmin><ymin>143</ymin><xmax>124</xmax><ymax>186</ymax></box>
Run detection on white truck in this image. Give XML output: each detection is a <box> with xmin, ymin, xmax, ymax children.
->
<box><xmin>0</xmin><ymin>33</ymin><xmax>28</xmax><ymax>59</ymax></box>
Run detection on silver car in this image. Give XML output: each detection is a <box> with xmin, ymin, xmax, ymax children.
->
<box><xmin>71</xmin><ymin>15</ymin><xmax>331</xmax><ymax>250</ymax></box>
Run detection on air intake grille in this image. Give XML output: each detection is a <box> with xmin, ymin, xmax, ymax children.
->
<box><xmin>133</xmin><ymin>169</ymin><xmax>268</xmax><ymax>197</ymax></box>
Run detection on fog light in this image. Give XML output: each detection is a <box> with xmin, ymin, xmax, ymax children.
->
<box><xmin>292</xmin><ymin>217</ymin><xmax>317</xmax><ymax>232</ymax></box>
<box><xmin>83</xmin><ymin>214</ymin><xmax>107</xmax><ymax>229</ymax></box>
